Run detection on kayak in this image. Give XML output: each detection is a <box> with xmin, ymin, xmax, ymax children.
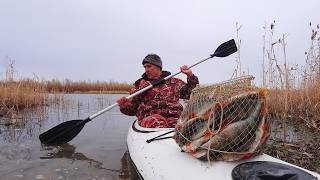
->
<box><xmin>127</xmin><ymin>120</ymin><xmax>320</xmax><ymax>180</ymax></box>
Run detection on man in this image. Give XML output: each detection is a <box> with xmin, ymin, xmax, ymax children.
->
<box><xmin>117</xmin><ymin>54</ymin><xmax>199</xmax><ymax>128</ymax></box>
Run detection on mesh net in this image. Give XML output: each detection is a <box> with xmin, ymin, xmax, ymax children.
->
<box><xmin>174</xmin><ymin>75</ymin><xmax>270</xmax><ymax>162</ymax></box>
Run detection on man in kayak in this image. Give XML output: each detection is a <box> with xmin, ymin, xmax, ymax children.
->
<box><xmin>117</xmin><ymin>54</ymin><xmax>199</xmax><ymax>128</ymax></box>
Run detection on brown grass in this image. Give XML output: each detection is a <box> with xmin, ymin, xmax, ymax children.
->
<box><xmin>263</xmin><ymin>21</ymin><xmax>320</xmax><ymax>131</ymax></box>
<box><xmin>45</xmin><ymin>79</ymin><xmax>132</xmax><ymax>93</ymax></box>
<box><xmin>0</xmin><ymin>79</ymin><xmax>48</xmax><ymax>117</ymax></box>
<box><xmin>269</xmin><ymin>82</ymin><xmax>320</xmax><ymax>130</ymax></box>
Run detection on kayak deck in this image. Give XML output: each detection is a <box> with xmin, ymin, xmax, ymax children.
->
<box><xmin>127</xmin><ymin>120</ymin><xmax>320</xmax><ymax>180</ymax></box>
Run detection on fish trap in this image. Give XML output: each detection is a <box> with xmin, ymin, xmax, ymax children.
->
<box><xmin>174</xmin><ymin>75</ymin><xmax>270</xmax><ymax>162</ymax></box>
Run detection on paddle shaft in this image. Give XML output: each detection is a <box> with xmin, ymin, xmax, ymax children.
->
<box><xmin>88</xmin><ymin>56</ymin><xmax>212</xmax><ymax>120</ymax></box>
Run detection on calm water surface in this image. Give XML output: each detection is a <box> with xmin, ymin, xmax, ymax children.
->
<box><xmin>0</xmin><ymin>94</ymin><xmax>139</xmax><ymax>180</ymax></box>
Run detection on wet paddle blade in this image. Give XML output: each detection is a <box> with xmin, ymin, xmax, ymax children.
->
<box><xmin>39</xmin><ymin>119</ymin><xmax>89</xmax><ymax>145</ymax></box>
<box><xmin>211</xmin><ymin>39</ymin><xmax>237</xmax><ymax>57</ymax></box>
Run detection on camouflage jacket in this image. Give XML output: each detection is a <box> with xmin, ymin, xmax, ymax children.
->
<box><xmin>119</xmin><ymin>71</ymin><xmax>199</xmax><ymax>126</ymax></box>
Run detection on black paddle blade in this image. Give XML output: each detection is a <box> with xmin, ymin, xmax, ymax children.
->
<box><xmin>39</xmin><ymin>119</ymin><xmax>90</xmax><ymax>146</ymax></box>
<box><xmin>211</xmin><ymin>39</ymin><xmax>237</xmax><ymax>57</ymax></box>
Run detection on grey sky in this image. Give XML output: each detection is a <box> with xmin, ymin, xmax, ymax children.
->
<box><xmin>0</xmin><ymin>0</ymin><xmax>319</xmax><ymax>84</ymax></box>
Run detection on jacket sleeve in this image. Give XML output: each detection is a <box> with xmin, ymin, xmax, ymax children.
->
<box><xmin>119</xmin><ymin>86</ymin><xmax>141</xmax><ymax>116</ymax></box>
<box><xmin>179</xmin><ymin>74</ymin><xmax>199</xmax><ymax>100</ymax></box>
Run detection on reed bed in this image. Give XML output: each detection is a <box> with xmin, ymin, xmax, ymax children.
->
<box><xmin>45</xmin><ymin>79</ymin><xmax>132</xmax><ymax>93</ymax></box>
<box><xmin>261</xmin><ymin>21</ymin><xmax>320</xmax><ymax>131</ymax></box>
<box><xmin>0</xmin><ymin>79</ymin><xmax>48</xmax><ymax>117</ymax></box>
<box><xmin>269</xmin><ymin>81</ymin><xmax>320</xmax><ymax>130</ymax></box>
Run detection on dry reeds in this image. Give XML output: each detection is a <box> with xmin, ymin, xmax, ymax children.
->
<box><xmin>45</xmin><ymin>79</ymin><xmax>132</xmax><ymax>93</ymax></box>
<box><xmin>263</xmin><ymin>21</ymin><xmax>320</xmax><ymax>132</ymax></box>
<box><xmin>0</xmin><ymin>59</ymin><xmax>48</xmax><ymax>117</ymax></box>
<box><xmin>0</xmin><ymin>79</ymin><xmax>48</xmax><ymax>117</ymax></box>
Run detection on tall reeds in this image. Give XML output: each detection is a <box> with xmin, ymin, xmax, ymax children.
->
<box><xmin>0</xmin><ymin>59</ymin><xmax>48</xmax><ymax>117</ymax></box>
<box><xmin>45</xmin><ymin>79</ymin><xmax>132</xmax><ymax>93</ymax></box>
<box><xmin>262</xmin><ymin>21</ymin><xmax>320</xmax><ymax>134</ymax></box>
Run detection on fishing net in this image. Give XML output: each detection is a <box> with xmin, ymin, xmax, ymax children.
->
<box><xmin>174</xmin><ymin>75</ymin><xmax>270</xmax><ymax>162</ymax></box>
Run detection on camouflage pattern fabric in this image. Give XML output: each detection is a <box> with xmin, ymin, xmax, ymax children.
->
<box><xmin>119</xmin><ymin>71</ymin><xmax>199</xmax><ymax>128</ymax></box>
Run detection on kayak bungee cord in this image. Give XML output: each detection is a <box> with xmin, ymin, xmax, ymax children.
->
<box><xmin>146</xmin><ymin>130</ymin><xmax>174</xmax><ymax>143</ymax></box>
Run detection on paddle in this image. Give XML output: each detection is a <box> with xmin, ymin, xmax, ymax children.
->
<box><xmin>39</xmin><ymin>39</ymin><xmax>238</xmax><ymax>145</ymax></box>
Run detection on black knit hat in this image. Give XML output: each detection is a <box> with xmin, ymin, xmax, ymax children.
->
<box><xmin>142</xmin><ymin>54</ymin><xmax>162</xmax><ymax>69</ymax></box>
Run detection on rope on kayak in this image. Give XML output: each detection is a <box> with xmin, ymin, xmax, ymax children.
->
<box><xmin>146</xmin><ymin>130</ymin><xmax>174</xmax><ymax>143</ymax></box>
<box><xmin>173</xmin><ymin>75</ymin><xmax>271</xmax><ymax>162</ymax></box>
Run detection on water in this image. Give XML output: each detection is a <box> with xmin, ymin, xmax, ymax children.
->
<box><xmin>0</xmin><ymin>94</ymin><xmax>139</xmax><ymax>180</ymax></box>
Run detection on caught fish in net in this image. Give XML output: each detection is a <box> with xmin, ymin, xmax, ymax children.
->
<box><xmin>174</xmin><ymin>75</ymin><xmax>270</xmax><ymax>162</ymax></box>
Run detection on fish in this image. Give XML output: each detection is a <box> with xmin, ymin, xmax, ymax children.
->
<box><xmin>175</xmin><ymin>94</ymin><xmax>216</xmax><ymax>148</ymax></box>
<box><xmin>218</xmin><ymin>91</ymin><xmax>259</xmax><ymax>123</ymax></box>
<box><xmin>176</xmin><ymin>102</ymin><xmax>223</xmax><ymax>151</ymax></box>
<box><xmin>174</xmin><ymin>116</ymin><xmax>210</xmax><ymax>148</ymax></box>
<box><xmin>176</xmin><ymin>91</ymin><xmax>262</xmax><ymax>152</ymax></box>
<box><xmin>201</xmin><ymin>91</ymin><xmax>260</xmax><ymax>132</ymax></box>
<box><xmin>193</xmin><ymin>98</ymin><xmax>264</xmax><ymax>161</ymax></box>
<box><xmin>178</xmin><ymin>96</ymin><xmax>214</xmax><ymax>125</ymax></box>
<box><xmin>247</xmin><ymin>115</ymin><xmax>270</xmax><ymax>153</ymax></box>
<box><xmin>181</xmin><ymin>130</ymin><xmax>215</xmax><ymax>153</ymax></box>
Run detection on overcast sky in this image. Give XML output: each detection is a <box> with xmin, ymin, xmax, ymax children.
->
<box><xmin>0</xmin><ymin>0</ymin><xmax>319</xmax><ymax>84</ymax></box>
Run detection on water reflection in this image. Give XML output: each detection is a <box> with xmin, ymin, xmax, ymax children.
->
<box><xmin>0</xmin><ymin>117</ymin><xmax>39</xmax><ymax>143</ymax></box>
<box><xmin>0</xmin><ymin>104</ymin><xmax>48</xmax><ymax>144</ymax></box>
<box><xmin>119</xmin><ymin>151</ymin><xmax>141</xmax><ymax>180</ymax></box>
<box><xmin>40</xmin><ymin>143</ymin><xmax>121</xmax><ymax>173</ymax></box>
<box><xmin>39</xmin><ymin>144</ymin><xmax>141</xmax><ymax>179</ymax></box>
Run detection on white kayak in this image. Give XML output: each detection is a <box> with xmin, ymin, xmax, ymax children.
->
<box><xmin>127</xmin><ymin>120</ymin><xmax>320</xmax><ymax>180</ymax></box>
